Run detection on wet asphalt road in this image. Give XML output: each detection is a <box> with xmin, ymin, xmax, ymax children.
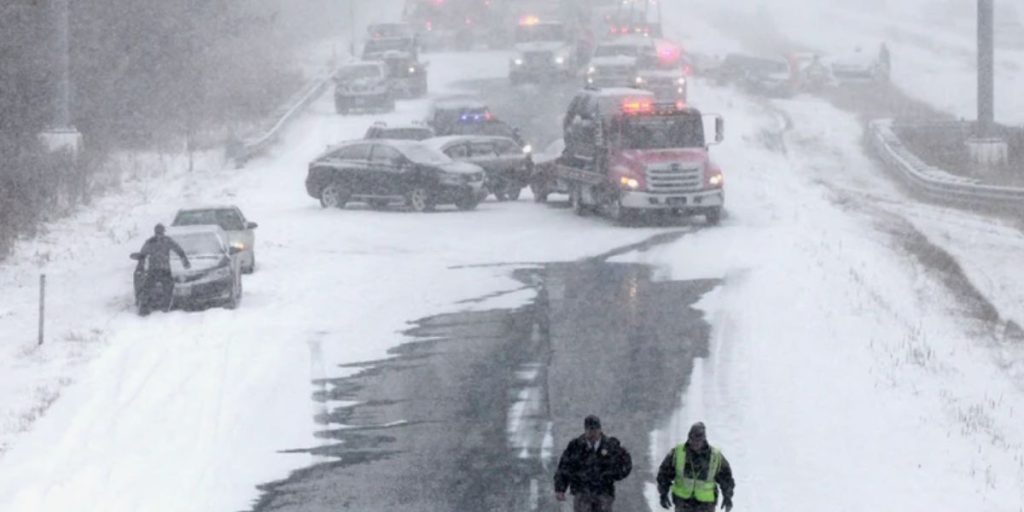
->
<box><xmin>250</xmin><ymin>77</ymin><xmax>718</xmax><ymax>512</ymax></box>
<box><xmin>252</xmin><ymin>248</ymin><xmax>718</xmax><ymax>512</ymax></box>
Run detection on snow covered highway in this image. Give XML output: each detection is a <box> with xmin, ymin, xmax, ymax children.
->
<box><xmin>2</xmin><ymin>4</ymin><xmax>1024</xmax><ymax>512</ymax></box>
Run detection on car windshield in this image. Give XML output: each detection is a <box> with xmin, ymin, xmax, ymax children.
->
<box><xmin>515</xmin><ymin>24</ymin><xmax>565</xmax><ymax>43</ymax></box>
<box><xmin>615</xmin><ymin>116</ymin><xmax>705</xmax><ymax>149</ymax></box>
<box><xmin>594</xmin><ymin>45</ymin><xmax>638</xmax><ymax>58</ymax></box>
<box><xmin>400</xmin><ymin>144</ymin><xmax>452</xmax><ymax>165</ymax></box>
<box><xmin>383</xmin><ymin>128</ymin><xmax>434</xmax><ymax>140</ymax></box>
<box><xmin>369</xmin><ymin>24</ymin><xmax>411</xmax><ymax>38</ymax></box>
<box><xmin>340</xmin><ymin>65</ymin><xmax>381</xmax><ymax>79</ymax></box>
<box><xmin>171</xmin><ymin>233</ymin><xmax>224</xmax><ymax>255</ymax></box>
<box><xmin>173</xmin><ymin>209</ymin><xmax>245</xmax><ymax>231</ymax></box>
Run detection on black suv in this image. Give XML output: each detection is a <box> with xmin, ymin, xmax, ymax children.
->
<box><xmin>364</xmin><ymin>122</ymin><xmax>435</xmax><ymax>141</ymax></box>
<box><xmin>306</xmin><ymin>140</ymin><xmax>487</xmax><ymax>212</ymax></box>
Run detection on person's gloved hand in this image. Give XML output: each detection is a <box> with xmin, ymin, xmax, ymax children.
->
<box><xmin>721</xmin><ymin>496</ymin><xmax>733</xmax><ymax>511</ymax></box>
<box><xmin>659</xmin><ymin>493</ymin><xmax>672</xmax><ymax>510</ymax></box>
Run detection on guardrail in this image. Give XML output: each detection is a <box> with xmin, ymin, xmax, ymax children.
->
<box><xmin>867</xmin><ymin>119</ymin><xmax>1024</xmax><ymax>209</ymax></box>
<box><xmin>230</xmin><ymin>69</ymin><xmax>335</xmax><ymax>168</ymax></box>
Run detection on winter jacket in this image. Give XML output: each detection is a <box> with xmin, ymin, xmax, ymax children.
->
<box><xmin>140</xmin><ymin>235</ymin><xmax>189</xmax><ymax>271</ymax></box>
<box><xmin>656</xmin><ymin>443</ymin><xmax>734</xmax><ymax>506</ymax></box>
<box><xmin>554</xmin><ymin>434</ymin><xmax>632</xmax><ymax>497</ymax></box>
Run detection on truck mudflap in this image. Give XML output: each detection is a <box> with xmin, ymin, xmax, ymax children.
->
<box><xmin>619</xmin><ymin>189</ymin><xmax>724</xmax><ymax>209</ymax></box>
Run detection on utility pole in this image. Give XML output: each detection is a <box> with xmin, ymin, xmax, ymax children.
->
<box><xmin>39</xmin><ymin>0</ymin><xmax>83</xmax><ymax>157</ymax></box>
<box><xmin>967</xmin><ymin>0</ymin><xmax>1008</xmax><ymax>168</ymax></box>
<box><xmin>977</xmin><ymin>0</ymin><xmax>995</xmax><ymax>137</ymax></box>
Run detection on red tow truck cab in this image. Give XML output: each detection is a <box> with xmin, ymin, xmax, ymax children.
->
<box><xmin>551</xmin><ymin>91</ymin><xmax>725</xmax><ymax>224</ymax></box>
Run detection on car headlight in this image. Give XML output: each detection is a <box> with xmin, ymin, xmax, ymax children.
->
<box><xmin>554</xmin><ymin>56</ymin><xmax>565</xmax><ymax>65</ymax></box>
<box><xmin>587</xmin><ymin>66</ymin><xmax>596</xmax><ymax>74</ymax></box>
<box><xmin>635</xmin><ymin>76</ymin><xmax>645</xmax><ymax>85</ymax></box>
<box><xmin>231</xmin><ymin>242</ymin><xmax>246</xmax><ymax>251</ymax></box>
<box><xmin>522</xmin><ymin>144</ymin><xmax>533</xmax><ymax>154</ymax></box>
<box><xmin>619</xmin><ymin>176</ymin><xmax>640</xmax><ymax>189</ymax></box>
<box><xmin>408</xmin><ymin>66</ymin><xmax>417</xmax><ymax>74</ymax></box>
<box><xmin>514</xmin><ymin>58</ymin><xmax>524</xmax><ymax>66</ymax></box>
<box><xmin>208</xmin><ymin>266</ymin><xmax>233</xmax><ymax>280</ymax></box>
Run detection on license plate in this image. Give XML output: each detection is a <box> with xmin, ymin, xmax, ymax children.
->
<box><xmin>667</xmin><ymin>197</ymin><xmax>688</xmax><ymax>205</ymax></box>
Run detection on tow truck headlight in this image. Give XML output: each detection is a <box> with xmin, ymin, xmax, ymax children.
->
<box><xmin>514</xmin><ymin>58</ymin><xmax>524</xmax><ymax>66</ymax></box>
<box><xmin>677</xmin><ymin>77</ymin><xmax>687</xmax><ymax>85</ymax></box>
<box><xmin>408</xmin><ymin>66</ymin><xmax>417</xmax><ymax>74</ymax></box>
<box><xmin>619</xmin><ymin>176</ymin><xmax>640</xmax><ymax>189</ymax></box>
<box><xmin>708</xmin><ymin>173</ymin><xmax>724</xmax><ymax>186</ymax></box>
<box><xmin>587</xmin><ymin>66</ymin><xmax>596</xmax><ymax>74</ymax></box>
<box><xmin>554</xmin><ymin>56</ymin><xmax>565</xmax><ymax>65</ymax></box>
<box><xmin>635</xmin><ymin>76</ymin><xmax>645</xmax><ymax>85</ymax></box>
<box><xmin>522</xmin><ymin>144</ymin><xmax>533</xmax><ymax>154</ymax></box>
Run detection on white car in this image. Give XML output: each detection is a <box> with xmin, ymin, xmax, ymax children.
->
<box><xmin>172</xmin><ymin>205</ymin><xmax>258</xmax><ymax>274</ymax></box>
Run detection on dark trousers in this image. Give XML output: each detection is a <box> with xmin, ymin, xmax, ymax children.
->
<box><xmin>141</xmin><ymin>269</ymin><xmax>174</xmax><ymax>313</ymax></box>
<box><xmin>574</xmin><ymin>493</ymin><xmax>614</xmax><ymax>512</ymax></box>
<box><xmin>674</xmin><ymin>498</ymin><xmax>715</xmax><ymax>512</ymax></box>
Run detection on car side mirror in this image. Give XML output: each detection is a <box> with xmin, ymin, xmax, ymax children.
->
<box><xmin>715</xmin><ymin>117</ymin><xmax>725</xmax><ymax>144</ymax></box>
<box><xmin>246</xmin><ymin>221</ymin><xmax>258</xmax><ymax>229</ymax></box>
<box><xmin>130</xmin><ymin>252</ymin><xmax>143</xmax><ymax>261</ymax></box>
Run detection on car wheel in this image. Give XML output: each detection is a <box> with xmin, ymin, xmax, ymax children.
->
<box><xmin>319</xmin><ymin>182</ymin><xmax>350</xmax><ymax>209</ymax></box>
<box><xmin>406</xmin><ymin>186</ymin><xmax>436</xmax><ymax>212</ymax></box>
<box><xmin>244</xmin><ymin>252</ymin><xmax>255</xmax><ymax>274</ymax></box>
<box><xmin>455</xmin><ymin>194</ymin><xmax>480</xmax><ymax>211</ymax></box>
<box><xmin>224</xmin><ymin>274</ymin><xmax>242</xmax><ymax>310</ymax></box>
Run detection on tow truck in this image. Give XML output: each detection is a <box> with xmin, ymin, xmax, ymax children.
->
<box><xmin>534</xmin><ymin>89</ymin><xmax>725</xmax><ymax>224</ymax></box>
<box><xmin>585</xmin><ymin>35</ymin><xmax>659</xmax><ymax>88</ymax></box>
<box><xmin>509</xmin><ymin>16</ymin><xmax>579</xmax><ymax>83</ymax></box>
<box><xmin>362</xmin><ymin>37</ymin><xmax>428</xmax><ymax>97</ymax></box>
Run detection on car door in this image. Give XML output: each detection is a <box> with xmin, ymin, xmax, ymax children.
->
<box><xmin>443</xmin><ymin>142</ymin><xmax>469</xmax><ymax>162</ymax></box>
<box><xmin>466</xmin><ymin>140</ymin><xmax>501</xmax><ymax>173</ymax></box>
<box><xmin>368</xmin><ymin>144</ymin><xmax>406</xmax><ymax>195</ymax></box>
<box><xmin>337</xmin><ymin>143</ymin><xmax>374</xmax><ymax>194</ymax></box>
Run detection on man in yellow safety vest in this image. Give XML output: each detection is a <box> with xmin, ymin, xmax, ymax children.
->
<box><xmin>656</xmin><ymin>422</ymin><xmax>735</xmax><ymax>512</ymax></box>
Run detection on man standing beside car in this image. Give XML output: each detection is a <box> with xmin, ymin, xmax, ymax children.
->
<box><xmin>138</xmin><ymin>223</ymin><xmax>190</xmax><ymax>313</ymax></box>
<box><xmin>554</xmin><ymin>415</ymin><xmax>633</xmax><ymax>512</ymax></box>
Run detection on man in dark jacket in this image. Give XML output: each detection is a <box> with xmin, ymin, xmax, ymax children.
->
<box><xmin>656</xmin><ymin>422</ymin><xmax>735</xmax><ymax>512</ymax></box>
<box><xmin>138</xmin><ymin>224</ymin><xmax>190</xmax><ymax>314</ymax></box>
<box><xmin>554</xmin><ymin>415</ymin><xmax>632</xmax><ymax>512</ymax></box>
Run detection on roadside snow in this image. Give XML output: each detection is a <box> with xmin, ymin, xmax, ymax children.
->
<box><xmin>616</xmin><ymin>83</ymin><xmax>1024</xmax><ymax>510</ymax></box>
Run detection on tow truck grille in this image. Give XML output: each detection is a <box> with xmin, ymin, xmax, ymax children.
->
<box><xmin>524</xmin><ymin>52</ymin><xmax>552</xmax><ymax>66</ymax></box>
<box><xmin>646</xmin><ymin>164</ymin><xmax>703</xmax><ymax>193</ymax></box>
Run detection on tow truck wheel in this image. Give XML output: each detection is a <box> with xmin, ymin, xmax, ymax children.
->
<box><xmin>705</xmin><ymin>207</ymin><xmax>722</xmax><ymax>226</ymax></box>
<box><xmin>570</xmin><ymin>186</ymin><xmax>588</xmax><ymax>216</ymax></box>
<box><xmin>607</xmin><ymin>198</ymin><xmax>637</xmax><ymax>226</ymax></box>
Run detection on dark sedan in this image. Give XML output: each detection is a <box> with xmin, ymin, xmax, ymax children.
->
<box><xmin>306</xmin><ymin>140</ymin><xmax>487</xmax><ymax>212</ymax></box>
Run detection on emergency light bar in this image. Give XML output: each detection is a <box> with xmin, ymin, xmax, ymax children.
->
<box><xmin>621</xmin><ymin>99</ymin><xmax>687</xmax><ymax>115</ymax></box>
